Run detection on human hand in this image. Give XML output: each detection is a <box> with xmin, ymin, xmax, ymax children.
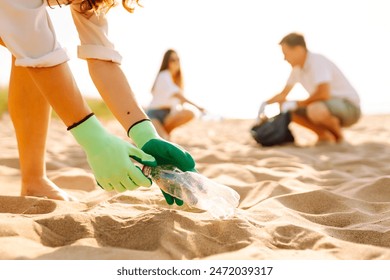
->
<box><xmin>70</xmin><ymin>115</ymin><xmax>156</xmax><ymax>192</ymax></box>
<box><xmin>128</xmin><ymin>120</ymin><xmax>196</xmax><ymax>206</ymax></box>
<box><xmin>281</xmin><ymin>101</ymin><xmax>298</xmax><ymax>113</ymax></box>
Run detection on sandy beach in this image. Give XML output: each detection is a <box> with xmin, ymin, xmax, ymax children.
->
<box><xmin>0</xmin><ymin>113</ymin><xmax>389</xmax><ymax>260</ymax></box>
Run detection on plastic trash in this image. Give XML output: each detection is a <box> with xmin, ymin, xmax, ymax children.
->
<box><xmin>142</xmin><ymin>165</ymin><xmax>240</xmax><ymax>219</ymax></box>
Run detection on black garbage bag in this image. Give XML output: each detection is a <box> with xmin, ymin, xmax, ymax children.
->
<box><xmin>250</xmin><ymin>112</ymin><xmax>295</xmax><ymax>146</ymax></box>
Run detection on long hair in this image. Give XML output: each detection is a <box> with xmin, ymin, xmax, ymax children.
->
<box><xmin>152</xmin><ymin>49</ymin><xmax>183</xmax><ymax>92</ymax></box>
<box><xmin>87</xmin><ymin>0</ymin><xmax>142</xmax><ymax>13</ymax></box>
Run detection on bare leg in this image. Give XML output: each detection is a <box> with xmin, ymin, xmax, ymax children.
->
<box><xmin>164</xmin><ymin>109</ymin><xmax>195</xmax><ymax>134</ymax></box>
<box><xmin>307</xmin><ymin>102</ymin><xmax>343</xmax><ymax>142</ymax></box>
<box><xmin>292</xmin><ymin>113</ymin><xmax>336</xmax><ymax>143</ymax></box>
<box><xmin>8</xmin><ymin>58</ymin><xmax>76</xmax><ymax>201</ymax></box>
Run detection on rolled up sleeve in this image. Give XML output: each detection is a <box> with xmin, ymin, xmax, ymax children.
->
<box><xmin>70</xmin><ymin>4</ymin><xmax>122</xmax><ymax>64</ymax></box>
<box><xmin>0</xmin><ymin>0</ymin><xmax>69</xmax><ymax>67</ymax></box>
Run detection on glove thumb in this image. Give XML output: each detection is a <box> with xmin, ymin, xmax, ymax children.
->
<box><xmin>126</xmin><ymin>142</ymin><xmax>157</xmax><ymax>166</ymax></box>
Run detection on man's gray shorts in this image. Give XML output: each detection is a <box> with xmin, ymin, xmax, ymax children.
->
<box><xmin>296</xmin><ymin>98</ymin><xmax>360</xmax><ymax>127</ymax></box>
<box><xmin>324</xmin><ymin>98</ymin><xmax>361</xmax><ymax>127</ymax></box>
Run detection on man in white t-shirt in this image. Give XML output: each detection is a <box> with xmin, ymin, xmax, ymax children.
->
<box><xmin>262</xmin><ymin>33</ymin><xmax>361</xmax><ymax>144</ymax></box>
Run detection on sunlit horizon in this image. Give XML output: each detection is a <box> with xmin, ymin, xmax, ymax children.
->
<box><xmin>1</xmin><ymin>0</ymin><xmax>389</xmax><ymax>118</ymax></box>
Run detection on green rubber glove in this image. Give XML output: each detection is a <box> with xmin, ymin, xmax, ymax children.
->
<box><xmin>69</xmin><ymin>114</ymin><xmax>157</xmax><ymax>192</ymax></box>
<box><xmin>128</xmin><ymin>119</ymin><xmax>196</xmax><ymax>205</ymax></box>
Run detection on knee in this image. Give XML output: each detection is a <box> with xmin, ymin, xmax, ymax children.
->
<box><xmin>181</xmin><ymin>109</ymin><xmax>195</xmax><ymax>121</ymax></box>
<box><xmin>307</xmin><ymin>102</ymin><xmax>331</xmax><ymax>124</ymax></box>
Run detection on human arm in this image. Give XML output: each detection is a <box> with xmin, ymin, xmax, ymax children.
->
<box><xmin>152</xmin><ymin>71</ymin><xmax>204</xmax><ymax>112</ymax></box>
<box><xmin>296</xmin><ymin>53</ymin><xmax>333</xmax><ymax>107</ymax></box>
<box><xmin>266</xmin><ymin>84</ymin><xmax>294</xmax><ymax>105</ymax></box>
<box><xmin>88</xmin><ymin>60</ymin><xmax>196</xmax><ymax>204</ymax></box>
<box><xmin>280</xmin><ymin>83</ymin><xmax>331</xmax><ymax>113</ymax></box>
<box><xmin>86</xmin><ymin>61</ymin><xmax>196</xmax><ymax>204</ymax></box>
<box><xmin>70</xmin><ymin>5</ymin><xmax>196</xmax><ymax>203</ymax></box>
<box><xmin>172</xmin><ymin>92</ymin><xmax>205</xmax><ymax>112</ymax></box>
<box><xmin>297</xmin><ymin>83</ymin><xmax>331</xmax><ymax>107</ymax></box>
<box><xmin>26</xmin><ymin>63</ymin><xmax>156</xmax><ymax>192</ymax></box>
<box><xmin>1</xmin><ymin>2</ymin><xmax>154</xmax><ymax>192</ymax></box>
<box><xmin>87</xmin><ymin>59</ymin><xmax>148</xmax><ymax>130</ymax></box>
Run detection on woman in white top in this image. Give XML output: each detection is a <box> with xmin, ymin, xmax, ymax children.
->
<box><xmin>147</xmin><ymin>49</ymin><xmax>204</xmax><ymax>138</ymax></box>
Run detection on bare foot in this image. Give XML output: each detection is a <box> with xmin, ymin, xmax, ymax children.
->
<box><xmin>334</xmin><ymin>131</ymin><xmax>344</xmax><ymax>143</ymax></box>
<box><xmin>316</xmin><ymin>131</ymin><xmax>336</xmax><ymax>145</ymax></box>
<box><xmin>322</xmin><ymin>115</ymin><xmax>344</xmax><ymax>142</ymax></box>
<box><xmin>21</xmin><ymin>177</ymin><xmax>78</xmax><ymax>201</ymax></box>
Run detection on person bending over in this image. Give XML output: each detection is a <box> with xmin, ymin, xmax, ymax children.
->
<box><xmin>260</xmin><ymin>32</ymin><xmax>361</xmax><ymax>144</ymax></box>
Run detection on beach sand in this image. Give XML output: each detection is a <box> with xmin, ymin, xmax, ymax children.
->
<box><xmin>0</xmin><ymin>113</ymin><xmax>390</xmax><ymax>260</ymax></box>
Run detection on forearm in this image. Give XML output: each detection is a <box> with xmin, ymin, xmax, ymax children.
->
<box><xmin>266</xmin><ymin>85</ymin><xmax>292</xmax><ymax>104</ymax></box>
<box><xmin>298</xmin><ymin>95</ymin><xmax>327</xmax><ymax>107</ymax></box>
<box><xmin>173</xmin><ymin>93</ymin><xmax>202</xmax><ymax>110</ymax></box>
<box><xmin>186</xmin><ymin>99</ymin><xmax>203</xmax><ymax>110</ymax></box>
<box><xmin>27</xmin><ymin>62</ymin><xmax>91</xmax><ymax>127</ymax></box>
<box><xmin>298</xmin><ymin>83</ymin><xmax>330</xmax><ymax>107</ymax></box>
<box><xmin>87</xmin><ymin>59</ymin><xmax>148</xmax><ymax>130</ymax></box>
<box><xmin>266</xmin><ymin>92</ymin><xmax>287</xmax><ymax>104</ymax></box>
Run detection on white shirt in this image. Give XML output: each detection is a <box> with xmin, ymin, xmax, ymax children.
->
<box><xmin>0</xmin><ymin>0</ymin><xmax>69</xmax><ymax>67</ymax></box>
<box><xmin>70</xmin><ymin>2</ymin><xmax>122</xmax><ymax>64</ymax></box>
<box><xmin>287</xmin><ymin>52</ymin><xmax>360</xmax><ymax>107</ymax></box>
<box><xmin>0</xmin><ymin>0</ymin><xmax>121</xmax><ymax>67</ymax></box>
<box><xmin>148</xmin><ymin>70</ymin><xmax>181</xmax><ymax>109</ymax></box>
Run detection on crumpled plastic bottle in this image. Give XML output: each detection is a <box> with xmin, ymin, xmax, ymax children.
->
<box><xmin>142</xmin><ymin>165</ymin><xmax>240</xmax><ymax>219</ymax></box>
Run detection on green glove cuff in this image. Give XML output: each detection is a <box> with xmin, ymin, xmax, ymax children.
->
<box><xmin>69</xmin><ymin>114</ymin><xmax>106</xmax><ymax>152</ymax></box>
<box><xmin>128</xmin><ymin>119</ymin><xmax>159</xmax><ymax>148</ymax></box>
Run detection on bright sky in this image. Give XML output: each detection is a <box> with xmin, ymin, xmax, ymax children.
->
<box><xmin>0</xmin><ymin>0</ymin><xmax>389</xmax><ymax>118</ymax></box>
